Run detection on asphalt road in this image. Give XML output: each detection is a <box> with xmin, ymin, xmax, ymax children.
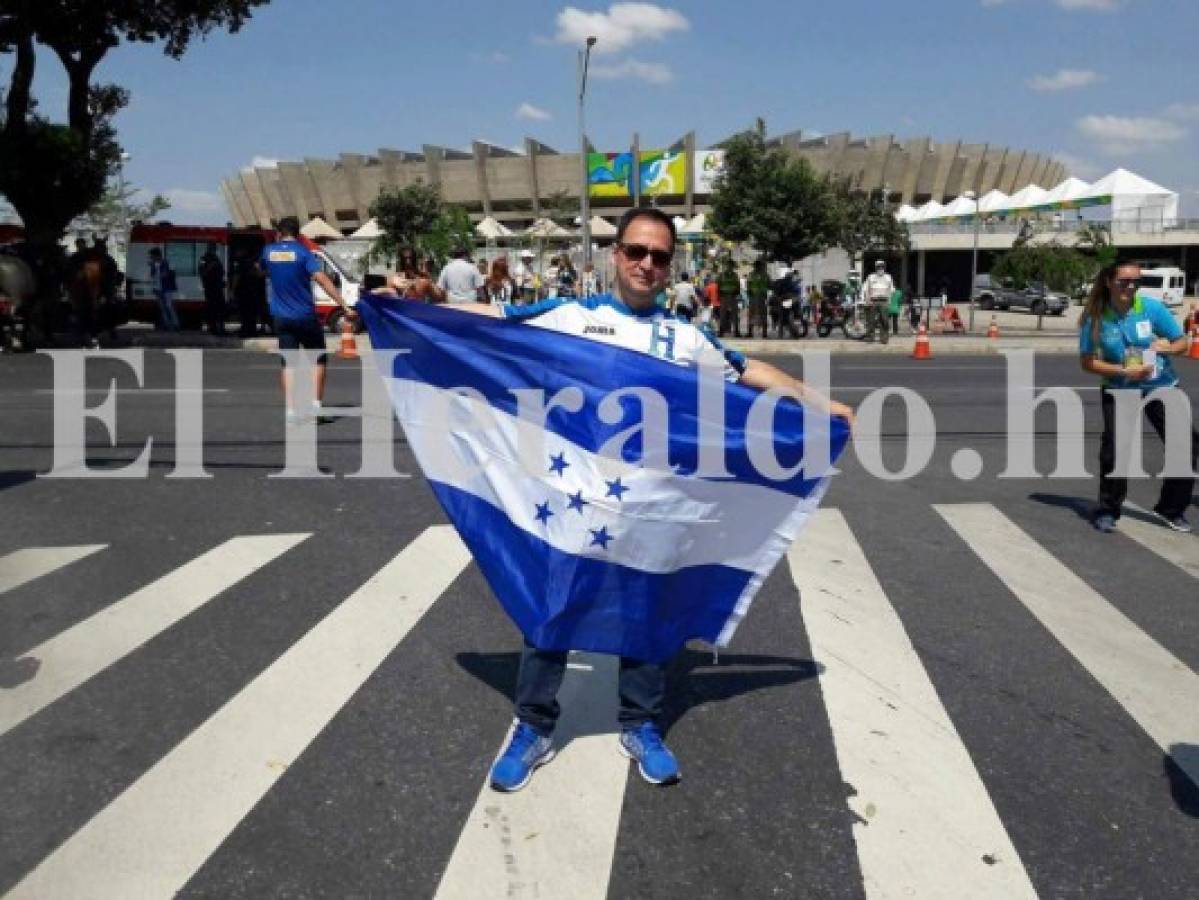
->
<box><xmin>0</xmin><ymin>349</ymin><xmax>1196</xmax><ymax>899</ymax></box>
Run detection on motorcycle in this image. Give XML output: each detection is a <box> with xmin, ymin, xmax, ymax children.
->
<box><xmin>814</xmin><ymin>281</ymin><xmax>868</xmax><ymax>340</ymax></box>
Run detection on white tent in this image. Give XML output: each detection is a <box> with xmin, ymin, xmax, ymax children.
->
<box><xmin>1003</xmin><ymin>185</ymin><xmax>1050</xmax><ymax>213</ymax></box>
<box><xmin>1036</xmin><ymin>177</ymin><xmax>1091</xmax><ymax>211</ymax></box>
<box><xmin>680</xmin><ymin>212</ymin><xmax>707</xmax><ymax>235</ymax></box>
<box><xmin>301</xmin><ymin>216</ymin><xmax>343</xmax><ymax>240</ymax></box>
<box><xmin>940</xmin><ymin>195</ymin><xmax>979</xmax><ymax>219</ymax></box>
<box><xmin>476</xmin><ymin>215</ymin><xmax>514</xmax><ymax>240</ymax></box>
<box><xmin>978</xmin><ymin>189</ymin><xmax>1010</xmax><ymax>215</ymax></box>
<box><xmin>349</xmin><ymin>218</ymin><xmax>382</xmax><ymax>239</ymax></box>
<box><xmin>895</xmin><ymin>203</ymin><xmax>918</xmax><ymax>223</ymax></box>
<box><xmin>909</xmin><ymin>201</ymin><xmax>947</xmax><ymax>223</ymax></box>
<box><xmin>523</xmin><ymin>217</ymin><xmax>574</xmax><ymax>239</ymax></box>
<box><xmin>1079</xmin><ymin>168</ymin><xmax>1179</xmax><ymax>226</ymax></box>
<box><xmin>588</xmin><ymin>215</ymin><xmax>617</xmax><ymax>238</ymax></box>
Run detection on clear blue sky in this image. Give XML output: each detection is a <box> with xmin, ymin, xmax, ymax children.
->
<box><xmin>8</xmin><ymin>0</ymin><xmax>1198</xmax><ymax>222</ymax></box>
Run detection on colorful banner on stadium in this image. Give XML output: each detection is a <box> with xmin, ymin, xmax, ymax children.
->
<box><xmin>587</xmin><ymin>150</ymin><xmax>688</xmax><ymax>198</ymax></box>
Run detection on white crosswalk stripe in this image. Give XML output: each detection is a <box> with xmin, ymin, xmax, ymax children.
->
<box><xmin>1121</xmin><ymin>502</ymin><xmax>1199</xmax><ymax>580</ymax></box>
<box><xmin>0</xmin><ymin>545</ymin><xmax>106</xmax><ymax>598</ymax></box>
<box><xmin>787</xmin><ymin>509</ymin><xmax>1038</xmax><ymax>900</ymax></box>
<box><xmin>3</xmin><ymin>501</ymin><xmax>1197</xmax><ymax>898</ymax></box>
<box><xmin>0</xmin><ymin>534</ymin><xmax>310</xmax><ymax>738</ymax></box>
<box><xmin>435</xmin><ymin>653</ymin><xmax>627</xmax><ymax>900</ymax></box>
<box><xmin>6</xmin><ymin>526</ymin><xmax>470</xmax><ymax>900</ymax></box>
<box><xmin>936</xmin><ymin>503</ymin><xmax>1199</xmax><ymax>792</ymax></box>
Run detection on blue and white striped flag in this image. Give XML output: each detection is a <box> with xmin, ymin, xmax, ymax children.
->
<box><xmin>359</xmin><ymin>295</ymin><xmax>850</xmax><ymax>663</ymax></box>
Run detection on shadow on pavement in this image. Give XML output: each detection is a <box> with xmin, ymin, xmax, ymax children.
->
<box><xmin>1165</xmin><ymin>745</ymin><xmax>1199</xmax><ymax>818</ymax></box>
<box><xmin>1028</xmin><ymin>492</ymin><xmax>1094</xmax><ymax>522</ymax></box>
<box><xmin>456</xmin><ymin>647</ymin><xmax>821</xmax><ymax>738</ymax></box>
<box><xmin>0</xmin><ymin>470</ymin><xmax>36</xmax><ymax>493</ymax></box>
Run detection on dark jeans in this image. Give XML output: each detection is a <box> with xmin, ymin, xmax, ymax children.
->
<box><xmin>204</xmin><ymin>287</ymin><xmax>226</xmax><ymax>334</ymax></box>
<box><xmin>514</xmin><ymin>641</ymin><xmax>666</xmax><ymax>736</ymax></box>
<box><xmin>889</xmin><ymin>312</ymin><xmax>899</xmax><ymax>334</ymax></box>
<box><xmin>1098</xmin><ymin>388</ymin><xmax>1198</xmax><ymax>519</ymax></box>
<box><xmin>718</xmin><ymin>303</ymin><xmax>741</xmax><ymax>337</ymax></box>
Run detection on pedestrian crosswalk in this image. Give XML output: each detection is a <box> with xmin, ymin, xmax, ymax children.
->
<box><xmin>0</xmin><ymin>502</ymin><xmax>1195</xmax><ymax>899</ymax></box>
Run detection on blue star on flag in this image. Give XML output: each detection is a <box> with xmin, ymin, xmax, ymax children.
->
<box><xmin>567</xmin><ymin>490</ymin><xmax>589</xmax><ymax>513</ymax></box>
<box><xmin>605</xmin><ymin>477</ymin><xmax>629</xmax><ymax>501</ymax></box>
<box><xmin>589</xmin><ymin>526</ymin><xmax>614</xmax><ymax>550</ymax></box>
<box><xmin>534</xmin><ymin>501</ymin><xmax>553</xmax><ymax>524</ymax></box>
<box><xmin>548</xmin><ymin>452</ymin><xmax>569</xmax><ymax>476</ymax></box>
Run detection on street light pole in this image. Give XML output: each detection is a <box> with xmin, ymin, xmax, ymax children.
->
<box><xmin>967</xmin><ymin>189</ymin><xmax>979</xmax><ymax>333</ymax></box>
<box><xmin>117</xmin><ymin>151</ymin><xmax>131</xmax><ymax>261</ymax></box>
<box><xmin>578</xmin><ymin>35</ymin><xmax>597</xmax><ymax>268</ymax></box>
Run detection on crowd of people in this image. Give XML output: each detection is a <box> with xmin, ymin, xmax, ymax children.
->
<box><xmin>385</xmin><ymin>247</ymin><xmax>603</xmax><ymax>306</ymax></box>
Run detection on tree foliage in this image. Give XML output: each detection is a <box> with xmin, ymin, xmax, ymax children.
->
<box><xmin>74</xmin><ymin>180</ymin><xmax>171</xmax><ymax>238</ymax></box>
<box><xmin>369</xmin><ymin>180</ymin><xmax>475</xmax><ymax>267</ymax></box>
<box><xmin>991</xmin><ymin>242</ymin><xmax>1098</xmax><ymax>294</ymax></box>
<box><xmin>0</xmin><ymin>0</ymin><xmax>268</xmax><ymax>264</ymax></box>
<box><xmin>709</xmin><ymin>132</ymin><xmax>908</xmax><ymax>266</ymax></box>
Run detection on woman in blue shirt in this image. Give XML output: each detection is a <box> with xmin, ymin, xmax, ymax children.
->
<box><xmin>1080</xmin><ymin>262</ymin><xmax>1196</xmax><ymax>533</ymax></box>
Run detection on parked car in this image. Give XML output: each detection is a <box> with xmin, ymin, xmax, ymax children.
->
<box><xmin>973</xmin><ymin>275</ymin><xmax>1069</xmax><ymax>315</ymax></box>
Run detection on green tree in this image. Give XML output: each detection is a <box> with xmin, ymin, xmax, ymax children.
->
<box><xmin>542</xmin><ymin>189</ymin><xmax>577</xmax><ymax>228</ymax></box>
<box><xmin>423</xmin><ymin>205</ymin><xmax>476</xmax><ymax>267</ymax></box>
<box><xmin>0</xmin><ymin>1</ymin><xmax>268</xmax><ymax>274</ymax></box>
<box><xmin>830</xmin><ymin>182</ymin><xmax>909</xmax><ymax>268</ymax></box>
<box><xmin>991</xmin><ymin>242</ymin><xmax>1098</xmax><ymax>295</ymax></box>
<box><xmin>708</xmin><ymin>131</ymin><xmax>838</xmax><ymax>262</ymax></box>
<box><xmin>74</xmin><ymin>181</ymin><xmax>171</xmax><ymax>239</ymax></box>
<box><xmin>368</xmin><ymin>180</ymin><xmax>444</xmax><ymax>263</ymax></box>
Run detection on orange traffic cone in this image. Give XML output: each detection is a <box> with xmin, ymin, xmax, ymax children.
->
<box><xmin>913</xmin><ymin>324</ymin><xmax>932</xmax><ymax>360</ymax></box>
<box><xmin>337</xmin><ymin>315</ymin><xmax>359</xmax><ymax>360</ymax></box>
<box><xmin>987</xmin><ymin>315</ymin><xmax>999</xmax><ymax>339</ymax></box>
<box><xmin>1188</xmin><ymin>322</ymin><xmax>1199</xmax><ymax>361</ymax></box>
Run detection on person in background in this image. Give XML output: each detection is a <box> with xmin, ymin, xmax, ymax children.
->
<box><xmin>670</xmin><ymin>271</ymin><xmax>697</xmax><ymax>322</ymax></box>
<box><xmin>484</xmin><ymin>256</ymin><xmax>514</xmax><ymax>306</ymax></box>
<box><xmin>389</xmin><ymin>247</ymin><xmax>439</xmax><ymax>302</ymax></box>
<box><xmin>888</xmin><ymin>285</ymin><xmax>904</xmax><ymax>335</ymax></box>
<box><xmin>545</xmin><ymin>256</ymin><xmax>561</xmax><ymax>299</ymax></box>
<box><xmin>514</xmin><ymin>250</ymin><xmax>536</xmax><ymax>302</ymax></box>
<box><xmin>261</xmin><ymin>216</ymin><xmax>356</xmax><ymax>425</ymax></box>
<box><xmin>716</xmin><ymin>260</ymin><xmax>741</xmax><ymax>338</ymax></box>
<box><xmin>1080</xmin><ymin>261</ymin><xmax>1196</xmax><ymax>534</ymax></box>
<box><xmin>745</xmin><ymin>259</ymin><xmax>770</xmax><ymax>339</ymax></box>
<box><xmin>436</xmin><ymin>245</ymin><xmax>485</xmax><ymax>303</ymax></box>
<box><xmin>862</xmin><ymin>260</ymin><xmax>895</xmax><ymax>344</ymax></box>
<box><xmin>148</xmin><ymin>247</ymin><xmax>180</xmax><ymax>332</ymax></box>
<box><xmin>557</xmin><ymin>256</ymin><xmax>578</xmax><ymax>299</ymax></box>
<box><xmin>702</xmin><ymin>273</ymin><xmax>719</xmax><ymax>326</ymax></box>
<box><xmin>581</xmin><ymin>261</ymin><xmax>600</xmax><ymax>298</ymax></box>
<box><xmin>232</xmin><ymin>249</ymin><xmax>265</xmax><ymax>336</ymax></box>
<box><xmin>198</xmin><ymin>242</ymin><xmax>227</xmax><ymax>335</ymax></box>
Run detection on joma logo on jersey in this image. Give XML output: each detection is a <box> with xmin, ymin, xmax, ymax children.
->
<box><xmin>268</xmin><ymin>251</ymin><xmax>297</xmax><ymax>262</ymax></box>
<box><xmin>583</xmin><ymin>325</ymin><xmax>616</xmax><ymax>336</ymax></box>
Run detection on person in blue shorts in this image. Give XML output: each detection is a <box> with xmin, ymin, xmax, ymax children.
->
<box><xmin>1080</xmin><ymin>261</ymin><xmax>1197</xmax><ymax>533</ymax></box>
<box><xmin>261</xmin><ymin>217</ymin><xmax>356</xmax><ymax>424</ymax></box>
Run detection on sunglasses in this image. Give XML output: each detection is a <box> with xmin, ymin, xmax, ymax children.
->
<box><xmin>618</xmin><ymin>242</ymin><xmax>673</xmax><ymax>267</ymax></box>
<box><xmin>1112</xmin><ymin>278</ymin><xmax>1139</xmax><ymax>288</ymax></box>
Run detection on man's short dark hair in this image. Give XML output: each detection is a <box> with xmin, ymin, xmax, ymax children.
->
<box><xmin>615</xmin><ymin>207</ymin><xmax>676</xmax><ymax>251</ymax></box>
<box><xmin>278</xmin><ymin>216</ymin><xmax>300</xmax><ymax>237</ymax></box>
<box><xmin>451</xmin><ymin>244</ymin><xmax>469</xmax><ymax>259</ymax></box>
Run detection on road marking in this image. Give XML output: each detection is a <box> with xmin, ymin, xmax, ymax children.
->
<box><xmin>0</xmin><ymin>534</ymin><xmax>309</xmax><ymax>737</ymax></box>
<box><xmin>936</xmin><ymin>503</ymin><xmax>1199</xmax><ymax>793</ymax></box>
<box><xmin>33</xmin><ymin>388</ymin><xmax>229</xmax><ymax>396</ymax></box>
<box><xmin>1121</xmin><ymin>502</ymin><xmax>1199</xmax><ymax>580</ymax></box>
<box><xmin>6</xmin><ymin>527</ymin><xmax>470</xmax><ymax>900</ymax></box>
<box><xmin>788</xmin><ymin>509</ymin><xmax>1037</xmax><ymax>900</ymax></box>
<box><xmin>434</xmin><ymin>652</ymin><xmax>626</xmax><ymax>900</ymax></box>
<box><xmin>0</xmin><ymin>545</ymin><xmax>106</xmax><ymax>597</ymax></box>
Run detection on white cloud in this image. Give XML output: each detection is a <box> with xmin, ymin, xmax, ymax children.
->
<box><xmin>247</xmin><ymin>156</ymin><xmax>280</xmax><ymax>169</ymax></box>
<box><xmin>553</xmin><ymin>3</ymin><xmax>688</xmax><ymax>55</ymax></box>
<box><xmin>1076</xmin><ymin>114</ymin><xmax>1187</xmax><ymax>155</ymax></box>
<box><xmin>1027</xmin><ymin>68</ymin><xmax>1101</xmax><ymax>92</ymax></box>
<box><xmin>1163</xmin><ymin>102</ymin><xmax>1199</xmax><ymax>121</ymax></box>
<box><xmin>1050</xmin><ymin>152</ymin><xmax>1103</xmax><ymax>180</ymax></box>
<box><xmin>591</xmin><ymin>57</ymin><xmax>673</xmax><ymax>84</ymax></box>
<box><xmin>160</xmin><ymin>189</ymin><xmax>225</xmax><ymax>215</ymax></box>
<box><xmin>1054</xmin><ymin>0</ymin><xmax>1120</xmax><ymax>9</ymax></box>
<box><xmin>515</xmin><ymin>102</ymin><xmax>552</xmax><ymax>121</ymax></box>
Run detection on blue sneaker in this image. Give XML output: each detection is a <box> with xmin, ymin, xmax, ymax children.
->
<box><xmin>1092</xmin><ymin>512</ymin><xmax>1117</xmax><ymax>533</ymax></box>
<box><xmin>618</xmin><ymin>722</ymin><xmax>680</xmax><ymax>785</ymax></box>
<box><xmin>489</xmin><ymin>722</ymin><xmax>555</xmax><ymax>792</ymax></box>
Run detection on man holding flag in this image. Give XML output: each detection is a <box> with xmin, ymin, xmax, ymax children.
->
<box><xmin>363</xmin><ymin>208</ymin><xmax>853</xmax><ymax>791</ymax></box>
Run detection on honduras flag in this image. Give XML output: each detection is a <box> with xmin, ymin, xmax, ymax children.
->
<box><xmin>359</xmin><ymin>295</ymin><xmax>850</xmax><ymax>663</ymax></box>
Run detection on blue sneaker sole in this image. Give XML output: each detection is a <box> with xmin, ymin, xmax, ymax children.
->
<box><xmin>617</xmin><ymin>740</ymin><xmax>681</xmax><ymax>785</ymax></box>
<box><xmin>489</xmin><ymin>747</ymin><xmax>556</xmax><ymax>793</ymax></box>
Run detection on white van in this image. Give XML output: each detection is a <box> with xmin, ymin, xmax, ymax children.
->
<box><xmin>1137</xmin><ymin>266</ymin><xmax>1186</xmax><ymax>308</ymax></box>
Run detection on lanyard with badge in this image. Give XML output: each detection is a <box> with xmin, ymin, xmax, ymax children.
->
<box><xmin>1110</xmin><ymin>296</ymin><xmax>1159</xmax><ymax>378</ymax></box>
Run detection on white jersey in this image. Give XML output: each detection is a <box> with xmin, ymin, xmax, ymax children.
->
<box><xmin>863</xmin><ymin>272</ymin><xmax>895</xmax><ymax>301</ymax></box>
<box><xmin>502</xmin><ymin>294</ymin><xmax>746</xmax><ymax>382</ymax></box>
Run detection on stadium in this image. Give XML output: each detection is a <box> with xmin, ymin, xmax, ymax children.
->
<box><xmin>220</xmin><ymin>128</ymin><xmax>1067</xmax><ymax>234</ymax></box>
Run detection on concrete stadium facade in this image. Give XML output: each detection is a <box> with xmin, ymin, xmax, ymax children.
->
<box><xmin>220</xmin><ymin>129</ymin><xmax>1067</xmax><ymax>233</ymax></box>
